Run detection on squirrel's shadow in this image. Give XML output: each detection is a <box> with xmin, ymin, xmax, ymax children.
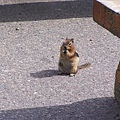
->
<box><xmin>30</xmin><ymin>70</ymin><xmax>59</xmax><ymax>78</ymax></box>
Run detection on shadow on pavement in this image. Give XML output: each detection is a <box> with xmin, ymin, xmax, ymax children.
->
<box><xmin>0</xmin><ymin>97</ymin><xmax>120</xmax><ymax>120</ymax></box>
<box><xmin>0</xmin><ymin>0</ymin><xmax>93</xmax><ymax>22</ymax></box>
<box><xmin>30</xmin><ymin>70</ymin><xmax>58</xmax><ymax>78</ymax></box>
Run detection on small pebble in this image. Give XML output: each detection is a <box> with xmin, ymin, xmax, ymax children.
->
<box><xmin>51</xmin><ymin>56</ymin><xmax>54</xmax><ymax>59</ymax></box>
<box><xmin>16</xmin><ymin>28</ymin><xmax>20</xmax><ymax>30</ymax></box>
<box><xmin>33</xmin><ymin>92</ymin><xmax>37</xmax><ymax>95</ymax></box>
<box><xmin>89</xmin><ymin>39</ymin><xmax>93</xmax><ymax>41</ymax></box>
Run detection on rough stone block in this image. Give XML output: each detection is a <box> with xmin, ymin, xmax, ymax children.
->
<box><xmin>93</xmin><ymin>0</ymin><xmax>120</xmax><ymax>38</ymax></box>
<box><xmin>115</xmin><ymin>62</ymin><xmax>120</xmax><ymax>103</ymax></box>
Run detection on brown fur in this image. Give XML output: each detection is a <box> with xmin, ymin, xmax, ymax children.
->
<box><xmin>58</xmin><ymin>38</ymin><xmax>91</xmax><ymax>76</ymax></box>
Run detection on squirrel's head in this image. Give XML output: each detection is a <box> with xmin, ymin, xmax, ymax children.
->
<box><xmin>61</xmin><ymin>38</ymin><xmax>76</xmax><ymax>56</ymax></box>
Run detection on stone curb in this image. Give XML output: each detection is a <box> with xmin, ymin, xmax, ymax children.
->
<box><xmin>93</xmin><ymin>0</ymin><xmax>120</xmax><ymax>38</ymax></box>
<box><xmin>115</xmin><ymin>62</ymin><xmax>120</xmax><ymax>103</ymax></box>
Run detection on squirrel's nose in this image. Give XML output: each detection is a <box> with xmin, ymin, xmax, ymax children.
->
<box><xmin>64</xmin><ymin>46</ymin><xmax>67</xmax><ymax>50</ymax></box>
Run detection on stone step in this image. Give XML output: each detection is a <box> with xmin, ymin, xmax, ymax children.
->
<box><xmin>115</xmin><ymin>62</ymin><xmax>120</xmax><ymax>103</ymax></box>
<box><xmin>93</xmin><ymin>0</ymin><xmax>120</xmax><ymax>38</ymax></box>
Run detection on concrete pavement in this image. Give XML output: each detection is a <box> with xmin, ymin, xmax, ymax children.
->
<box><xmin>0</xmin><ymin>0</ymin><xmax>120</xmax><ymax>119</ymax></box>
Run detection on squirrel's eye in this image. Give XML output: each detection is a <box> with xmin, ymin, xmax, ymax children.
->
<box><xmin>68</xmin><ymin>42</ymin><xmax>72</xmax><ymax>46</ymax></box>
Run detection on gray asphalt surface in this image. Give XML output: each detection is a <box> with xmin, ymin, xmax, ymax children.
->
<box><xmin>0</xmin><ymin>0</ymin><xmax>120</xmax><ymax>120</ymax></box>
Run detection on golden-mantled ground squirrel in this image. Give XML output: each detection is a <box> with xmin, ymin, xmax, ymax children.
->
<box><xmin>58</xmin><ymin>38</ymin><xmax>91</xmax><ymax>77</ymax></box>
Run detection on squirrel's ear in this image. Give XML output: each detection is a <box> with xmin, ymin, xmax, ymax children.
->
<box><xmin>71</xmin><ymin>38</ymin><xmax>74</xmax><ymax>43</ymax></box>
<box><xmin>66</xmin><ymin>38</ymin><xmax>68</xmax><ymax>40</ymax></box>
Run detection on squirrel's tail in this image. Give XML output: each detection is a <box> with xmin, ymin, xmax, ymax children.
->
<box><xmin>78</xmin><ymin>63</ymin><xmax>91</xmax><ymax>69</ymax></box>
